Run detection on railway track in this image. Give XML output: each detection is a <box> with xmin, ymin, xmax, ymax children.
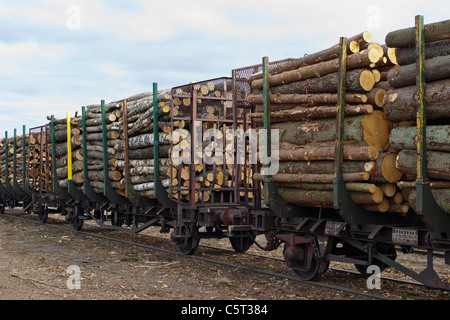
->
<box><xmin>3</xmin><ymin>211</ymin><xmax>448</xmax><ymax>300</ymax></box>
<box><xmin>0</xmin><ymin>211</ymin><xmax>393</xmax><ymax>300</ymax></box>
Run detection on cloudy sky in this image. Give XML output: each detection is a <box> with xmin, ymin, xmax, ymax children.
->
<box><xmin>0</xmin><ymin>0</ymin><xmax>448</xmax><ymax>135</ymax></box>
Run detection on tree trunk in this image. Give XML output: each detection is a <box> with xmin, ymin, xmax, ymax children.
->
<box><xmin>247</xmin><ymin>92</ymin><xmax>367</xmax><ymax>106</ymax></box>
<box><xmin>387</xmin><ymin>55</ymin><xmax>450</xmax><ymax>88</ymax></box>
<box><xmin>396</xmin><ymin>149</ymin><xmax>450</xmax><ymax>180</ymax></box>
<box><xmin>365</xmin><ymin>152</ymin><xmax>403</xmax><ymax>183</ymax></box>
<box><xmin>278</xmin><ymin>145</ymin><xmax>379</xmax><ymax>161</ymax></box>
<box><xmin>276</xmin><ymin>187</ymin><xmax>383</xmax><ymax>208</ymax></box>
<box><xmin>251</xmin><ymin>47</ymin><xmax>383</xmax><ymax>89</ymax></box>
<box><xmin>133</xmin><ymin>179</ymin><xmax>171</xmax><ymax>191</ymax></box>
<box><xmin>408</xmin><ymin>188</ymin><xmax>450</xmax><ymax>214</ymax></box>
<box><xmin>385</xmin><ymin>19</ymin><xmax>450</xmax><ymax>48</ymax></box>
<box><xmin>278</xmin><ymin>160</ymin><xmax>373</xmax><ymax>175</ymax></box>
<box><xmin>253</xmin><ymin>172</ymin><xmax>369</xmax><ymax>183</ymax></box>
<box><xmin>269</xmin><ymin>68</ymin><xmax>375</xmax><ymax>94</ymax></box>
<box><xmin>249</xmin><ymin>105</ymin><xmax>373</xmax><ymax>123</ymax></box>
<box><xmin>127</xmin><ymin>132</ymin><xmax>171</xmax><ymax>149</ymax></box>
<box><xmin>390</xmin><ymin>125</ymin><xmax>450</xmax><ymax>152</ymax></box>
<box><xmin>128</xmin><ymin>145</ymin><xmax>170</xmax><ymax>159</ymax></box>
<box><xmin>247</xmin><ymin>31</ymin><xmax>372</xmax><ymax>83</ymax></box>
<box><xmin>272</xmin><ymin>110</ymin><xmax>391</xmax><ymax>151</ymax></box>
<box><xmin>391</xmin><ymin>38</ymin><xmax>450</xmax><ymax>65</ymax></box>
<box><xmin>383</xmin><ymin>79</ymin><xmax>450</xmax><ymax>121</ymax></box>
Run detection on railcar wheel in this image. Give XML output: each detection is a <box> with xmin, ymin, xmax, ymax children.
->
<box><xmin>72</xmin><ymin>206</ymin><xmax>84</xmax><ymax>231</ymax></box>
<box><xmin>283</xmin><ymin>242</ymin><xmax>328</xmax><ymax>281</ymax></box>
<box><xmin>229</xmin><ymin>231</ymin><xmax>254</xmax><ymax>253</ymax></box>
<box><xmin>175</xmin><ymin>224</ymin><xmax>199</xmax><ymax>255</ymax></box>
<box><xmin>38</xmin><ymin>205</ymin><xmax>48</xmax><ymax>223</ymax></box>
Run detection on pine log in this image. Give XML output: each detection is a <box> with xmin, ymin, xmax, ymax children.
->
<box><xmin>272</xmin><ymin>110</ymin><xmax>391</xmax><ymax>151</ymax></box>
<box><xmin>247</xmin><ymin>31</ymin><xmax>372</xmax><ymax>83</ymax></box>
<box><xmin>278</xmin><ymin>145</ymin><xmax>379</xmax><ymax>161</ymax></box>
<box><xmin>365</xmin><ymin>87</ymin><xmax>386</xmax><ymax>108</ymax></box>
<box><xmin>247</xmin><ymin>92</ymin><xmax>367</xmax><ymax>106</ymax></box>
<box><xmin>249</xmin><ymin>105</ymin><xmax>373</xmax><ymax>123</ymax></box>
<box><xmin>273</xmin><ymin>181</ymin><xmax>378</xmax><ymax>193</ymax></box>
<box><xmin>133</xmin><ymin>179</ymin><xmax>171</xmax><ymax>191</ymax></box>
<box><xmin>362</xmin><ymin>198</ymin><xmax>390</xmax><ymax>213</ymax></box>
<box><xmin>277</xmin><ymin>160</ymin><xmax>373</xmax><ymax>175</ymax></box>
<box><xmin>390</xmin><ymin>125</ymin><xmax>450</xmax><ymax>152</ymax></box>
<box><xmin>385</xmin><ymin>19</ymin><xmax>450</xmax><ymax>48</ymax></box>
<box><xmin>391</xmin><ymin>38</ymin><xmax>450</xmax><ymax>65</ymax></box>
<box><xmin>408</xmin><ymin>188</ymin><xmax>450</xmax><ymax>214</ymax></box>
<box><xmin>253</xmin><ymin>172</ymin><xmax>369</xmax><ymax>183</ymax></box>
<box><xmin>365</xmin><ymin>152</ymin><xmax>403</xmax><ymax>183</ymax></box>
<box><xmin>396</xmin><ymin>149</ymin><xmax>450</xmax><ymax>180</ymax></box>
<box><xmin>383</xmin><ymin>79</ymin><xmax>450</xmax><ymax>121</ymax></box>
<box><xmin>276</xmin><ymin>188</ymin><xmax>383</xmax><ymax>208</ymax></box>
<box><xmin>269</xmin><ymin>69</ymin><xmax>375</xmax><ymax>94</ymax></box>
<box><xmin>128</xmin><ymin>145</ymin><xmax>170</xmax><ymax>159</ymax></box>
<box><xmin>127</xmin><ymin>132</ymin><xmax>171</xmax><ymax>149</ymax></box>
<box><xmin>251</xmin><ymin>47</ymin><xmax>383</xmax><ymax>89</ymax></box>
<box><xmin>387</xmin><ymin>55</ymin><xmax>450</xmax><ymax>88</ymax></box>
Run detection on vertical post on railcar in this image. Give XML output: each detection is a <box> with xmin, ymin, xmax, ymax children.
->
<box><xmin>13</xmin><ymin>129</ymin><xmax>17</xmax><ymax>189</ymax></box>
<box><xmin>414</xmin><ymin>15</ymin><xmax>449</xmax><ymax>235</ymax></box>
<box><xmin>67</xmin><ymin>111</ymin><xmax>73</xmax><ymax>188</ymax></box>
<box><xmin>260</xmin><ymin>57</ymin><xmax>298</xmax><ymax>217</ymax></box>
<box><xmin>4</xmin><ymin>131</ymin><xmax>11</xmax><ymax>192</ymax></box>
<box><xmin>22</xmin><ymin>125</ymin><xmax>26</xmax><ymax>190</ymax></box>
<box><xmin>333</xmin><ymin>37</ymin><xmax>347</xmax><ymax>208</ymax></box>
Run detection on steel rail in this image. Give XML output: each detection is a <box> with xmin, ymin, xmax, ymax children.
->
<box><xmin>1</xmin><ymin>212</ymin><xmax>393</xmax><ymax>300</ymax></box>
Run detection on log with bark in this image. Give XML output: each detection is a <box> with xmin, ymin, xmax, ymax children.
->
<box><xmin>383</xmin><ymin>79</ymin><xmax>450</xmax><ymax>121</ymax></box>
<box><xmin>385</xmin><ymin>19</ymin><xmax>450</xmax><ymax>48</ymax></box>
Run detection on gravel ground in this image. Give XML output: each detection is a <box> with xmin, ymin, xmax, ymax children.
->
<box><xmin>0</xmin><ymin>212</ymin><xmax>449</xmax><ymax>303</ymax></box>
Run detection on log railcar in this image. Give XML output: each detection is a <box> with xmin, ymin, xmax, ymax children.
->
<box><xmin>1</xmin><ymin>15</ymin><xmax>449</xmax><ymax>290</ymax></box>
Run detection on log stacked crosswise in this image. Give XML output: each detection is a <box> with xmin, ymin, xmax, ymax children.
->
<box><xmin>385</xmin><ymin>19</ymin><xmax>450</xmax><ymax>214</ymax></box>
<box><xmin>247</xmin><ymin>27</ymin><xmax>449</xmax><ymax>215</ymax></box>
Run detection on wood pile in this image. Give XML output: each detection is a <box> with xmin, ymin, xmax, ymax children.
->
<box><xmin>168</xmin><ymin>79</ymin><xmax>247</xmax><ymax>203</ymax></box>
<box><xmin>247</xmin><ymin>30</ymin><xmax>424</xmax><ymax>214</ymax></box>
<box><xmin>384</xmin><ymin>19</ymin><xmax>450</xmax><ymax>214</ymax></box>
<box><xmin>113</xmin><ymin>89</ymin><xmax>173</xmax><ymax>199</ymax></box>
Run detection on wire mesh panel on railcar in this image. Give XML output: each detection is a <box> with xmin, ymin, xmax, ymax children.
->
<box><xmin>169</xmin><ymin>77</ymin><xmax>256</xmax><ymax>207</ymax></box>
<box><xmin>28</xmin><ymin>125</ymin><xmax>52</xmax><ymax>195</ymax></box>
<box><xmin>231</xmin><ymin>58</ymin><xmax>295</xmax><ymax>208</ymax></box>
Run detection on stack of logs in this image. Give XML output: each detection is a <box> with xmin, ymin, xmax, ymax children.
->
<box><xmin>246</xmin><ymin>31</ymin><xmax>413</xmax><ymax>213</ymax></box>
<box><xmin>168</xmin><ymin>79</ymin><xmax>242</xmax><ymax>203</ymax></box>
<box><xmin>114</xmin><ymin>89</ymin><xmax>174</xmax><ymax>200</ymax></box>
<box><xmin>384</xmin><ymin>19</ymin><xmax>450</xmax><ymax>214</ymax></box>
<box><xmin>248</xmin><ymin>20</ymin><xmax>450</xmax><ymax>215</ymax></box>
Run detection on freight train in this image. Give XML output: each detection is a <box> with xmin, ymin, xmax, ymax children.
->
<box><xmin>1</xmin><ymin>15</ymin><xmax>449</xmax><ymax>290</ymax></box>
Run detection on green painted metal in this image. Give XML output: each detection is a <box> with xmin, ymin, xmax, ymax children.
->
<box><xmin>414</xmin><ymin>15</ymin><xmax>450</xmax><ymax>235</ymax></box>
<box><xmin>152</xmin><ymin>82</ymin><xmax>176</xmax><ymax>210</ymax></box>
<box><xmin>22</xmin><ymin>125</ymin><xmax>26</xmax><ymax>190</ymax></box>
<box><xmin>101</xmin><ymin>100</ymin><xmax>129</xmax><ymax>204</ymax></box>
<box><xmin>261</xmin><ymin>57</ymin><xmax>299</xmax><ymax>218</ymax></box>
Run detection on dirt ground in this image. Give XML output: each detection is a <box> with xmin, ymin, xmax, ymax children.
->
<box><xmin>1</xmin><ymin>213</ymin><xmax>449</xmax><ymax>303</ymax></box>
<box><xmin>0</xmin><ymin>214</ymin><xmax>350</xmax><ymax>301</ymax></box>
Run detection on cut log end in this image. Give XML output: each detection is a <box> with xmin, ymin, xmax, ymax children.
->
<box><xmin>361</xmin><ymin>110</ymin><xmax>392</xmax><ymax>151</ymax></box>
<box><xmin>360</xmin><ymin>69</ymin><xmax>376</xmax><ymax>91</ymax></box>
